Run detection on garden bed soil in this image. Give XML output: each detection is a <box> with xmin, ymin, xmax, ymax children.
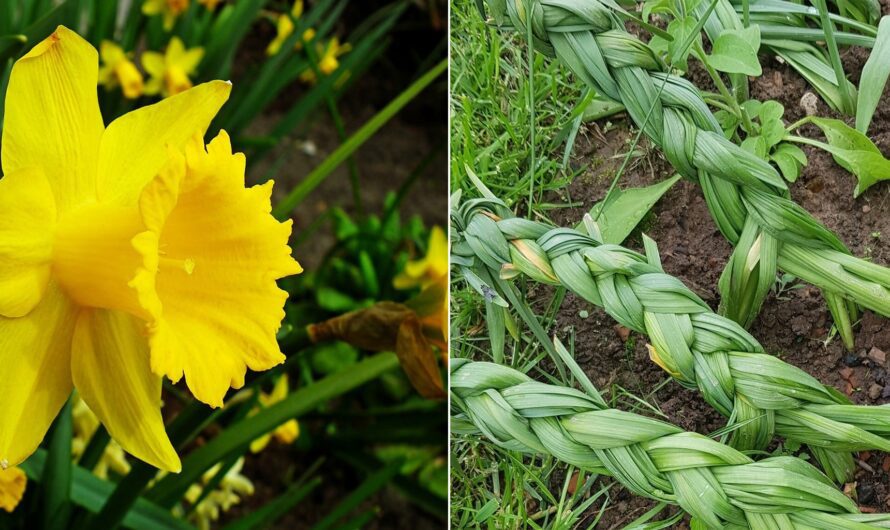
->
<box><xmin>533</xmin><ymin>37</ymin><xmax>890</xmax><ymax>528</ymax></box>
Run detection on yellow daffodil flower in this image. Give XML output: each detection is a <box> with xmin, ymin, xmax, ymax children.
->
<box><xmin>71</xmin><ymin>396</ymin><xmax>131</xmax><ymax>479</ymax></box>
<box><xmin>394</xmin><ymin>226</ymin><xmax>448</xmax><ymax>290</ymax></box>
<box><xmin>181</xmin><ymin>458</ymin><xmax>254</xmax><ymax>530</ymax></box>
<box><xmin>98</xmin><ymin>41</ymin><xmax>144</xmax><ymax>99</ymax></box>
<box><xmin>143</xmin><ymin>0</ymin><xmax>190</xmax><ymax>31</ymax></box>
<box><xmin>299</xmin><ymin>37</ymin><xmax>351</xmax><ymax>84</ymax></box>
<box><xmin>142</xmin><ymin>37</ymin><xmax>204</xmax><ymax>98</ymax></box>
<box><xmin>0</xmin><ymin>467</ymin><xmax>25</xmax><ymax>512</ymax></box>
<box><xmin>266</xmin><ymin>1</ymin><xmax>316</xmax><ymax>56</ymax></box>
<box><xmin>249</xmin><ymin>375</ymin><xmax>300</xmax><ymax>453</ymax></box>
<box><xmin>0</xmin><ymin>27</ymin><xmax>301</xmax><ymax>474</ymax></box>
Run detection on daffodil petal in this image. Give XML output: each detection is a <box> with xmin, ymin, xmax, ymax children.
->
<box><xmin>249</xmin><ymin>433</ymin><xmax>272</xmax><ymax>454</ymax></box>
<box><xmin>141</xmin><ymin>51</ymin><xmax>166</xmax><ymax>78</ymax></box>
<box><xmin>143</xmin><ymin>132</ymin><xmax>301</xmax><ymax>407</ymax></box>
<box><xmin>1</xmin><ymin>26</ymin><xmax>104</xmax><ymax>211</ymax></box>
<box><xmin>71</xmin><ymin>309</ymin><xmax>181</xmax><ymax>472</ymax></box>
<box><xmin>0</xmin><ymin>467</ymin><xmax>26</xmax><ymax>512</ymax></box>
<box><xmin>97</xmin><ymin>80</ymin><xmax>231</xmax><ymax>206</ymax></box>
<box><xmin>273</xmin><ymin>420</ymin><xmax>299</xmax><ymax>444</ymax></box>
<box><xmin>0</xmin><ymin>167</ymin><xmax>56</xmax><ymax>317</ymax></box>
<box><xmin>0</xmin><ymin>282</ymin><xmax>77</xmax><ymax>468</ymax></box>
<box><xmin>179</xmin><ymin>48</ymin><xmax>204</xmax><ymax>74</ymax></box>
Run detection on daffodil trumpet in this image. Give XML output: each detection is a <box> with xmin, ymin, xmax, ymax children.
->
<box><xmin>0</xmin><ymin>27</ymin><xmax>300</xmax><ymax>474</ymax></box>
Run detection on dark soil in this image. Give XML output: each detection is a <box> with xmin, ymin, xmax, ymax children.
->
<box><xmin>532</xmin><ymin>28</ymin><xmax>890</xmax><ymax>528</ymax></box>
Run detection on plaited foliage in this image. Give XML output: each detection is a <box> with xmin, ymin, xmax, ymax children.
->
<box><xmin>451</xmin><ymin>192</ymin><xmax>890</xmax><ymax>483</ymax></box>
<box><xmin>481</xmin><ymin>0</ymin><xmax>890</xmax><ymax>349</ymax></box>
<box><xmin>452</xmin><ymin>355</ymin><xmax>890</xmax><ymax>529</ymax></box>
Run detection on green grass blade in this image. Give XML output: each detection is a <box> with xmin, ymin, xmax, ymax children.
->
<box><xmin>271</xmin><ymin>58</ymin><xmax>447</xmax><ymax>219</ymax></box>
<box><xmin>813</xmin><ymin>0</ymin><xmax>857</xmax><ymax>114</ymax></box>
<box><xmin>856</xmin><ymin>16</ymin><xmax>890</xmax><ymax>133</ymax></box>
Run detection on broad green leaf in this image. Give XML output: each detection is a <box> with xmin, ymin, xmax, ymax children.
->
<box><xmin>856</xmin><ymin>16</ymin><xmax>890</xmax><ymax>134</ymax></box>
<box><xmin>771</xmin><ymin>153</ymin><xmax>800</xmax><ymax>183</ymax></box>
<box><xmin>741</xmin><ymin>99</ymin><xmax>762</xmax><ymax>117</ymax></box>
<box><xmin>808</xmin><ymin>117</ymin><xmax>890</xmax><ymax>196</ymax></box>
<box><xmin>758</xmin><ymin>100</ymin><xmax>785</xmax><ymax>124</ymax></box>
<box><xmin>714</xmin><ymin>109</ymin><xmax>740</xmax><ymax>138</ymax></box>
<box><xmin>311</xmin><ymin>341</ymin><xmax>360</xmax><ymax>374</ymax></box>
<box><xmin>741</xmin><ymin>136</ymin><xmax>768</xmax><ymax>159</ymax></box>
<box><xmin>667</xmin><ymin>17</ymin><xmax>699</xmax><ymax>71</ymax></box>
<box><xmin>642</xmin><ymin>0</ymin><xmax>674</xmax><ymax>22</ymax></box>
<box><xmin>771</xmin><ymin>143</ymin><xmax>807</xmax><ymax>183</ymax></box>
<box><xmin>761</xmin><ymin>118</ymin><xmax>787</xmax><ymax>148</ymax></box>
<box><xmin>588</xmin><ymin>175</ymin><xmax>681</xmax><ymax>244</ymax></box>
<box><xmin>708</xmin><ymin>26</ymin><xmax>762</xmax><ymax>76</ymax></box>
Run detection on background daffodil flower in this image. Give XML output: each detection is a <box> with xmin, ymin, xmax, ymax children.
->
<box><xmin>142</xmin><ymin>37</ymin><xmax>204</xmax><ymax>97</ymax></box>
<box><xmin>0</xmin><ymin>467</ymin><xmax>26</xmax><ymax>513</ymax></box>
<box><xmin>265</xmin><ymin>1</ymin><xmax>316</xmax><ymax>56</ymax></box>
<box><xmin>249</xmin><ymin>375</ymin><xmax>300</xmax><ymax>453</ymax></box>
<box><xmin>0</xmin><ymin>26</ymin><xmax>300</xmax><ymax>474</ymax></box>
<box><xmin>393</xmin><ymin>226</ymin><xmax>447</xmax><ymax>290</ymax></box>
<box><xmin>98</xmin><ymin>41</ymin><xmax>144</xmax><ymax>99</ymax></box>
<box><xmin>299</xmin><ymin>37</ymin><xmax>351</xmax><ymax>84</ymax></box>
<box><xmin>142</xmin><ymin>0</ymin><xmax>189</xmax><ymax>31</ymax></box>
<box><xmin>180</xmin><ymin>458</ymin><xmax>254</xmax><ymax>530</ymax></box>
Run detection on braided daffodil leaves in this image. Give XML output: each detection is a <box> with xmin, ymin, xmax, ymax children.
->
<box><xmin>481</xmin><ymin>0</ymin><xmax>890</xmax><ymax>349</ymax></box>
<box><xmin>452</xmin><ymin>194</ymin><xmax>890</xmax><ymax>483</ymax></box>
<box><xmin>452</xmin><ymin>357</ymin><xmax>890</xmax><ymax>529</ymax></box>
<box><xmin>0</xmin><ymin>27</ymin><xmax>300</xmax><ymax>472</ymax></box>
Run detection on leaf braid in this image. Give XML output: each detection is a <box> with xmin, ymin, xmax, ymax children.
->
<box><xmin>482</xmin><ymin>0</ymin><xmax>890</xmax><ymax>348</ymax></box>
<box><xmin>452</xmin><ymin>195</ymin><xmax>890</xmax><ymax>482</ymax></box>
<box><xmin>453</xmin><ymin>358</ymin><xmax>890</xmax><ymax>529</ymax></box>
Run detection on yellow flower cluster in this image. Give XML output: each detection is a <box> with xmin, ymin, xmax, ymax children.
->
<box><xmin>143</xmin><ymin>0</ymin><xmax>222</xmax><ymax>30</ymax></box>
<box><xmin>180</xmin><ymin>458</ymin><xmax>255</xmax><ymax>530</ymax></box>
<box><xmin>249</xmin><ymin>375</ymin><xmax>300</xmax><ymax>453</ymax></box>
<box><xmin>99</xmin><ymin>37</ymin><xmax>203</xmax><ymax>100</ymax></box>
<box><xmin>0</xmin><ymin>27</ymin><xmax>301</xmax><ymax>473</ymax></box>
<box><xmin>266</xmin><ymin>0</ymin><xmax>351</xmax><ymax>84</ymax></box>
